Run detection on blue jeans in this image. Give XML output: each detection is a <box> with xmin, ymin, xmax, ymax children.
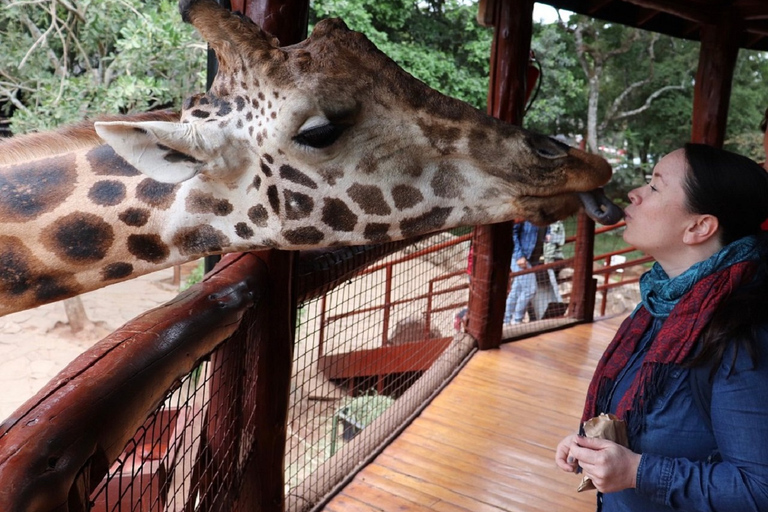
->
<box><xmin>504</xmin><ymin>267</ymin><xmax>536</xmax><ymax>324</ymax></box>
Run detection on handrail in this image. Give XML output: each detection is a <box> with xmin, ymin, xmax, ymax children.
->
<box><xmin>0</xmin><ymin>252</ymin><xmax>265</xmax><ymax>511</ymax></box>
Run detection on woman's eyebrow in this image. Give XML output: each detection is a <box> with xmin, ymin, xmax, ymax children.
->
<box><xmin>652</xmin><ymin>171</ymin><xmax>667</xmax><ymax>185</ymax></box>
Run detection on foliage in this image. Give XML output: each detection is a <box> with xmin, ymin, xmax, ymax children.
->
<box><xmin>0</xmin><ymin>0</ymin><xmax>206</xmax><ymax>134</ymax></box>
<box><xmin>309</xmin><ymin>0</ymin><xmax>492</xmax><ymax>110</ymax></box>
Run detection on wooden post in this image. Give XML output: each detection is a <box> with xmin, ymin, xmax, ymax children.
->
<box><xmin>691</xmin><ymin>19</ymin><xmax>740</xmax><ymax>146</ymax></box>
<box><xmin>202</xmin><ymin>0</ymin><xmax>309</xmax><ymax>512</ymax></box>
<box><xmin>468</xmin><ymin>0</ymin><xmax>534</xmax><ymax>350</ymax></box>
<box><xmin>568</xmin><ymin>211</ymin><xmax>596</xmax><ymax>321</ymax></box>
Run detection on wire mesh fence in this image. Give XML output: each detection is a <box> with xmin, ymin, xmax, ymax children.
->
<box><xmin>82</xmin><ymin>231</ymin><xmax>475</xmax><ymax>511</ymax></box>
<box><xmin>287</xmin><ymin>231</ymin><xmax>474</xmax><ymax>510</ymax></box>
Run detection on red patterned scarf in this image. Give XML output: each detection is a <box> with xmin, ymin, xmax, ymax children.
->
<box><xmin>582</xmin><ymin>260</ymin><xmax>758</xmax><ymax>439</ymax></box>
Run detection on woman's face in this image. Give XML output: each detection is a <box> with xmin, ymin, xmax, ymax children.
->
<box><xmin>623</xmin><ymin>149</ymin><xmax>698</xmax><ymax>260</ymax></box>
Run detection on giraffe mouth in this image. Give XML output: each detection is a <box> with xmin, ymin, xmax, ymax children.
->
<box><xmin>578</xmin><ymin>188</ymin><xmax>624</xmax><ymax>225</ymax></box>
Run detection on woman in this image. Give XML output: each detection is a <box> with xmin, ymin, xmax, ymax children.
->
<box><xmin>555</xmin><ymin>143</ymin><xmax>768</xmax><ymax>511</ymax></box>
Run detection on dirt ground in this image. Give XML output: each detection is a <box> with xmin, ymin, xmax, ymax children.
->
<box><xmin>0</xmin><ymin>266</ymin><xmax>189</xmax><ymax>420</ymax></box>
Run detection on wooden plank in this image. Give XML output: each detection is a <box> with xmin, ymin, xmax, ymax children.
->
<box><xmin>321</xmin><ymin>315</ymin><xmax>625</xmax><ymax>512</ymax></box>
<box><xmin>319</xmin><ymin>338</ymin><xmax>452</xmax><ymax>378</ymax></box>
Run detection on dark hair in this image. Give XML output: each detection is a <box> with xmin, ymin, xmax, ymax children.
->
<box><xmin>761</xmin><ymin>107</ymin><xmax>768</xmax><ymax>133</ymax></box>
<box><xmin>683</xmin><ymin>143</ymin><xmax>768</xmax><ymax>245</ymax></box>
<box><xmin>682</xmin><ymin>144</ymin><xmax>768</xmax><ymax>375</ymax></box>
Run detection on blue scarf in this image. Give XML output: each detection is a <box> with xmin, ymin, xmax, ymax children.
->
<box><xmin>639</xmin><ymin>235</ymin><xmax>762</xmax><ymax>319</ymax></box>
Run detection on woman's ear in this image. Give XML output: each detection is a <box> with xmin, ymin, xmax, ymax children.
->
<box><xmin>683</xmin><ymin>214</ymin><xmax>719</xmax><ymax>245</ymax></box>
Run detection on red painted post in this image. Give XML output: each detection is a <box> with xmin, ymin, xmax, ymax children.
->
<box><xmin>468</xmin><ymin>0</ymin><xmax>534</xmax><ymax>349</ymax></box>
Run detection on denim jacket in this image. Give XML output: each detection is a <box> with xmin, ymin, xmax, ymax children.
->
<box><xmin>600</xmin><ymin>318</ymin><xmax>768</xmax><ymax>511</ymax></box>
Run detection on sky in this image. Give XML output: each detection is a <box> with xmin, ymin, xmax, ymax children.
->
<box><xmin>533</xmin><ymin>3</ymin><xmax>571</xmax><ymax>24</ymax></box>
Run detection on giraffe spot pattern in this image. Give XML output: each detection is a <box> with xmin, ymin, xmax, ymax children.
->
<box><xmin>43</xmin><ymin>212</ymin><xmax>115</xmax><ymax>264</ymax></box>
<box><xmin>363</xmin><ymin>223</ymin><xmax>392</xmax><ymax>243</ymax></box>
<box><xmin>322</xmin><ymin>198</ymin><xmax>357</xmax><ymax>232</ymax></box>
<box><xmin>127</xmin><ymin>234</ymin><xmax>170</xmax><ymax>263</ymax></box>
<box><xmin>102</xmin><ymin>262</ymin><xmax>134</xmax><ymax>281</ymax></box>
<box><xmin>0</xmin><ymin>156</ymin><xmax>77</xmax><ymax>221</ymax></box>
<box><xmin>119</xmin><ymin>207</ymin><xmax>151</xmax><ymax>227</ymax></box>
<box><xmin>267</xmin><ymin>185</ymin><xmax>280</xmax><ymax>215</ymax></box>
<box><xmin>136</xmin><ymin>179</ymin><xmax>178</xmax><ymax>210</ymax></box>
<box><xmin>253</xmin><ymin>175</ymin><xmax>262</xmax><ymax>190</ymax></box>
<box><xmin>172</xmin><ymin>225</ymin><xmax>229</xmax><ymax>256</ymax></box>
<box><xmin>186</xmin><ymin>189</ymin><xmax>234</xmax><ymax>216</ymax></box>
<box><xmin>0</xmin><ymin>236</ymin><xmax>75</xmax><ymax>304</ymax></box>
<box><xmin>235</xmin><ymin>96</ymin><xmax>246</xmax><ymax>111</ymax></box>
<box><xmin>283</xmin><ymin>226</ymin><xmax>324</xmax><ymax>245</ymax></box>
<box><xmin>260</xmin><ymin>159</ymin><xmax>273</xmax><ymax>177</ymax></box>
<box><xmin>284</xmin><ymin>190</ymin><xmax>314</xmax><ymax>220</ymax></box>
<box><xmin>87</xmin><ymin>145</ymin><xmax>141</xmax><ymax>176</ymax></box>
<box><xmin>88</xmin><ymin>180</ymin><xmax>126</xmax><ymax>206</ymax></box>
<box><xmin>235</xmin><ymin>222</ymin><xmax>254</xmax><ymax>239</ymax></box>
<box><xmin>191</xmin><ymin>109</ymin><xmax>211</xmax><ymax>119</ymax></box>
<box><xmin>348</xmin><ymin>183</ymin><xmax>392</xmax><ymax>216</ymax></box>
<box><xmin>431</xmin><ymin>162</ymin><xmax>467</xmax><ymax>199</ymax></box>
<box><xmin>391</xmin><ymin>185</ymin><xmax>424</xmax><ymax>210</ymax></box>
<box><xmin>417</xmin><ymin>120</ymin><xmax>461</xmax><ymax>155</ymax></box>
<box><xmin>248</xmin><ymin>205</ymin><xmax>269</xmax><ymax>227</ymax></box>
<box><xmin>400</xmin><ymin>206</ymin><xmax>453</xmax><ymax>238</ymax></box>
<box><xmin>279</xmin><ymin>165</ymin><xmax>317</xmax><ymax>189</ymax></box>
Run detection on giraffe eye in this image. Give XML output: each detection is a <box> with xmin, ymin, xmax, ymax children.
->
<box><xmin>293</xmin><ymin>123</ymin><xmax>347</xmax><ymax>149</ymax></box>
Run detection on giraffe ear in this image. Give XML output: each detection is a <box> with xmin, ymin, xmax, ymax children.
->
<box><xmin>94</xmin><ymin>120</ymin><xmax>225</xmax><ymax>183</ymax></box>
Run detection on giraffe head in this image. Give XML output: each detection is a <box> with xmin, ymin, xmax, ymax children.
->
<box><xmin>95</xmin><ymin>0</ymin><xmax>619</xmax><ymax>250</ymax></box>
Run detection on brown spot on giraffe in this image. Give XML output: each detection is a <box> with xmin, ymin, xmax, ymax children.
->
<box><xmin>347</xmin><ymin>184</ymin><xmax>391</xmax><ymax>216</ymax></box>
<box><xmin>283</xmin><ymin>226</ymin><xmax>324</xmax><ymax>245</ymax></box>
<box><xmin>0</xmin><ymin>236</ymin><xmax>76</xmax><ymax>304</ymax></box>
<box><xmin>400</xmin><ymin>206</ymin><xmax>453</xmax><ymax>238</ymax></box>
<box><xmin>119</xmin><ymin>207</ymin><xmax>151</xmax><ymax>227</ymax></box>
<box><xmin>173</xmin><ymin>225</ymin><xmax>229</xmax><ymax>256</ymax></box>
<box><xmin>391</xmin><ymin>185</ymin><xmax>424</xmax><ymax>210</ymax></box>
<box><xmin>127</xmin><ymin>234</ymin><xmax>170</xmax><ymax>263</ymax></box>
<box><xmin>102</xmin><ymin>262</ymin><xmax>134</xmax><ymax>281</ymax></box>
<box><xmin>283</xmin><ymin>190</ymin><xmax>314</xmax><ymax>220</ymax></box>
<box><xmin>248</xmin><ymin>204</ymin><xmax>269</xmax><ymax>227</ymax></box>
<box><xmin>88</xmin><ymin>180</ymin><xmax>127</xmax><ymax>206</ymax></box>
<box><xmin>0</xmin><ymin>156</ymin><xmax>77</xmax><ymax>221</ymax></box>
<box><xmin>266</xmin><ymin>185</ymin><xmax>280</xmax><ymax>214</ymax></box>
<box><xmin>235</xmin><ymin>222</ymin><xmax>254</xmax><ymax>239</ymax></box>
<box><xmin>279</xmin><ymin>165</ymin><xmax>317</xmax><ymax>189</ymax></box>
<box><xmin>186</xmin><ymin>189</ymin><xmax>234</xmax><ymax>216</ymax></box>
<box><xmin>322</xmin><ymin>198</ymin><xmax>358</xmax><ymax>232</ymax></box>
<box><xmin>431</xmin><ymin>162</ymin><xmax>468</xmax><ymax>199</ymax></box>
<box><xmin>136</xmin><ymin>179</ymin><xmax>179</xmax><ymax>210</ymax></box>
<box><xmin>363</xmin><ymin>223</ymin><xmax>391</xmax><ymax>243</ymax></box>
<box><xmin>417</xmin><ymin>120</ymin><xmax>461</xmax><ymax>155</ymax></box>
<box><xmin>87</xmin><ymin>145</ymin><xmax>141</xmax><ymax>177</ymax></box>
<box><xmin>42</xmin><ymin>212</ymin><xmax>115</xmax><ymax>265</ymax></box>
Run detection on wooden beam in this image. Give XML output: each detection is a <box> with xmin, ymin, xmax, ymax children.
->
<box><xmin>691</xmin><ymin>18</ymin><xmax>741</xmax><ymax>146</ymax></box>
<box><xmin>468</xmin><ymin>0</ymin><xmax>534</xmax><ymax>350</ymax></box>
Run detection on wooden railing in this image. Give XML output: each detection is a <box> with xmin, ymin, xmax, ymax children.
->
<box><xmin>0</xmin><ymin>220</ymin><xmax>642</xmax><ymax>510</ymax></box>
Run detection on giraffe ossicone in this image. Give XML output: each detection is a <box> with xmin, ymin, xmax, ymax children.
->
<box><xmin>0</xmin><ymin>0</ymin><xmax>620</xmax><ymax>316</ymax></box>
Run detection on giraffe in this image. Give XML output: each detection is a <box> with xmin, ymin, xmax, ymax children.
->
<box><xmin>0</xmin><ymin>0</ymin><xmax>621</xmax><ymax>317</ymax></box>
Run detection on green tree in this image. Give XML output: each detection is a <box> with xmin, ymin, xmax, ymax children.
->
<box><xmin>0</xmin><ymin>0</ymin><xmax>206</xmax><ymax>134</ymax></box>
<box><xmin>309</xmin><ymin>0</ymin><xmax>492</xmax><ymax>110</ymax></box>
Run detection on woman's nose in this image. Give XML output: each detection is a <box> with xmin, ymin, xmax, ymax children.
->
<box><xmin>627</xmin><ymin>188</ymin><xmax>640</xmax><ymax>204</ymax></box>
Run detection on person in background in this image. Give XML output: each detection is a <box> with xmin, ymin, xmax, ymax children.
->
<box><xmin>542</xmin><ymin>220</ymin><xmax>566</xmax><ymax>303</ymax></box>
<box><xmin>555</xmin><ymin>144</ymin><xmax>768</xmax><ymax>511</ymax></box>
<box><xmin>504</xmin><ymin>221</ymin><xmax>546</xmax><ymax>325</ymax></box>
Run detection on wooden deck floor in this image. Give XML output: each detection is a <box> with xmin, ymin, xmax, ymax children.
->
<box><xmin>321</xmin><ymin>314</ymin><xmax>626</xmax><ymax>512</ymax></box>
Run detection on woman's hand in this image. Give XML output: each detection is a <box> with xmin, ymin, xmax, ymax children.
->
<box><xmin>557</xmin><ymin>435</ymin><xmax>642</xmax><ymax>493</ymax></box>
<box><xmin>556</xmin><ymin>433</ymin><xmax>582</xmax><ymax>473</ymax></box>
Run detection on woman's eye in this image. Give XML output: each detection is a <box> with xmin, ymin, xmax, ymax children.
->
<box><xmin>293</xmin><ymin>123</ymin><xmax>346</xmax><ymax>149</ymax></box>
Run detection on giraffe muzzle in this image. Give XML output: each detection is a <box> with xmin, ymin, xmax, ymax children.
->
<box><xmin>578</xmin><ymin>188</ymin><xmax>624</xmax><ymax>225</ymax></box>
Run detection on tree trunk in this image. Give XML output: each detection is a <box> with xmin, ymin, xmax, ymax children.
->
<box><xmin>63</xmin><ymin>297</ymin><xmax>91</xmax><ymax>334</ymax></box>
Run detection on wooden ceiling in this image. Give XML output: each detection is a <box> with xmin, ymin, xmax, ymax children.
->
<box><xmin>540</xmin><ymin>0</ymin><xmax>768</xmax><ymax>51</ymax></box>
